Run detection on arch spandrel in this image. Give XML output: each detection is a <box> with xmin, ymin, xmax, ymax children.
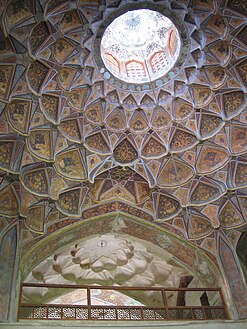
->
<box><xmin>20</xmin><ymin>213</ymin><xmax>221</xmax><ymax>288</ymax></box>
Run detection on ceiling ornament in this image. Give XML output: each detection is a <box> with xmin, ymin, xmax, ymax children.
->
<box><xmin>0</xmin><ymin>180</ymin><xmax>19</xmax><ymax>218</ymax></box>
<box><xmin>113</xmin><ymin>137</ymin><xmax>138</xmax><ymax>165</ymax></box>
<box><xmin>0</xmin><ymin>0</ymin><xmax>246</xmax><ymax>261</ymax></box>
<box><xmin>23</xmin><ymin>234</ymin><xmax>194</xmax><ymax>305</ymax></box>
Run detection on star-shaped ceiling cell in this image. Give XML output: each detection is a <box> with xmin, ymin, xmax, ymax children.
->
<box><xmin>0</xmin><ymin>0</ymin><xmax>246</xmax><ymax>259</ymax></box>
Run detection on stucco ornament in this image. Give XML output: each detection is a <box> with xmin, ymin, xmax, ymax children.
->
<box><xmin>23</xmin><ymin>234</ymin><xmax>192</xmax><ymax>305</ymax></box>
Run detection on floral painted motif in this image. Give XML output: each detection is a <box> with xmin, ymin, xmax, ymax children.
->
<box><xmin>114</xmin><ymin>139</ymin><xmax>138</xmax><ymax>164</ymax></box>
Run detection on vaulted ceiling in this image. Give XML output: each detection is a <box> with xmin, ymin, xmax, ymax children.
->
<box><xmin>0</xmin><ymin>0</ymin><xmax>247</xmax><ymax>290</ymax></box>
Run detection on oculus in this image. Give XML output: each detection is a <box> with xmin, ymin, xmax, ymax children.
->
<box><xmin>100</xmin><ymin>9</ymin><xmax>181</xmax><ymax>84</ymax></box>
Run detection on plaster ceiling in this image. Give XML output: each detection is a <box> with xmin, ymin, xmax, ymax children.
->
<box><xmin>0</xmin><ymin>0</ymin><xmax>246</xmax><ymax>278</ymax></box>
<box><xmin>23</xmin><ymin>233</ymin><xmax>194</xmax><ymax>305</ymax></box>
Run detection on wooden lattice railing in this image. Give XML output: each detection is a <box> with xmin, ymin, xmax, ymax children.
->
<box><xmin>18</xmin><ymin>283</ymin><xmax>229</xmax><ymax>321</ymax></box>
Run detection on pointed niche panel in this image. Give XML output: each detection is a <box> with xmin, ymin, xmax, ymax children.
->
<box><xmin>28</xmin><ymin>126</ymin><xmax>54</xmax><ymax>162</ymax></box>
<box><xmin>59</xmin><ymin>116</ymin><xmax>83</xmax><ymax>143</ymax></box>
<box><xmin>218</xmin><ymin>197</ymin><xmax>245</xmax><ymax>228</ymax></box>
<box><xmin>169</xmin><ymin>127</ymin><xmax>198</xmax><ymax>153</ymax></box>
<box><xmin>54</xmin><ymin>146</ymin><xmax>87</xmax><ymax>181</ymax></box>
<box><xmin>187</xmin><ymin>211</ymin><xmax>213</xmax><ymax>240</ymax></box>
<box><xmin>0</xmin><ymin>136</ymin><xmax>25</xmax><ymax>173</ymax></box>
<box><xmin>196</xmin><ymin>143</ymin><xmax>229</xmax><ymax>175</ymax></box>
<box><xmin>20</xmin><ymin>163</ymin><xmax>51</xmax><ymax>197</ymax></box>
<box><xmin>56</xmin><ymin>186</ymin><xmax>88</xmax><ymax>217</ymax></box>
<box><xmin>229</xmin><ymin>124</ymin><xmax>247</xmax><ymax>155</ymax></box>
<box><xmin>189</xmin><ymin>177</ymin><xmax>225</xmax><ymax>206</ymax></box>
<box><xmin>6</xmin><ymin>98</ymin><xmax>32</xmax><ymax>135</ymax></box>
<box><xmin>172</xmin><ymin>98</ymin><xmax>193</xmax><ymax>121</ymax></box>
<box><xmin>198</xmin><ymin>113</ymin><xmax>224</xmax><ymax>140</ymax></box>
<box><xmin>141</xmin><ymin>134</ymin><xmax>167</xmax><ymax>159</ymax></box>
<box><xmin>85</xmin><ymin>130</ymin><xmax>111</xmax><ymax>155</ymax></box>
<box><xmin>0</xmin><ymin>182</ymin><xmax>19</xmax><ymax>218</ymax></box>
<box><xmin>105</xmin><ymin>107</ymin><xmax>127</xmax><ymax>132</ymax></box>
<box><xmin>157</xmin><ymin>157</ymin><xmax>194</xmax><ymax>188</ymax></box>
<box><xmin>151</xmin><ymin>106</ymin><xmax>171</xmax><ymax>131</ymax></box>
<box><xmin>129</xmin><ymin>110</ymin><xmax>149</xmax><ymax>134</ymax></box>
<box><xmin>85</xmin><ymin>98</ymin><xmax>105</xmax><ymax>125</ymax></box>
<box><xmin>26</xmin><ymin>200</ymin><xmax>51</xmax><ymax>234</ymax></box>
<box><xmin>153</xmin><ymin>192</ymin><xmax>181</xmax><ymax>220</ymax></box>
<box><xmin>113</xmin><ymin>137</ymin><xmax>138</xmax><ymax>165</ymax></box>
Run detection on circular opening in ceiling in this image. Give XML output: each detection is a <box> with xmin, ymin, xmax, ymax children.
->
<box><xmin>100</xmin><ymin>9</ymin><xmax>181</xmax><ymax>84</ymax></box>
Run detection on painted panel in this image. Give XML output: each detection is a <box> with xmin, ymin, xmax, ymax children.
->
<box><xmin>0</xmin><ymin>225</ymin><xmax>17</xmax><ymax>321</ymax></box>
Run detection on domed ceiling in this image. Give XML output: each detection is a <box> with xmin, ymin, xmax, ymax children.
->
<box><xmin>0</xmin><ymin>0</ymin><xmax>247</xmax><ymax>285</ymax></box>
<box><xmin>23</xmin><ymin>234</ymin><xmax>193</xmax><ymax>305</ymax></box>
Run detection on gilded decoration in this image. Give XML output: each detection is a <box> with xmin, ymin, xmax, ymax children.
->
<box><xmin>106</xmin><ymin>107</ymin><xmax>127</xmax><ymax>132</ymax></box>
<box><xmin>57</xmin><ymin>187</ymin><xmax>87</xmax><ymax>216</ymax></box>
<box><xmin>188</xmin><ymin>213</ymin><xmax>213</xmax><ymax>240</ymax></box>
<box><xmin>6</xmin><ymin>99</ymin><xmax>31</xmax><ymax>135</ymax></box>
<box><xmin>59</xmin><ymin>118</ymin><xmax>82</xmax><ymax>143</ymax></box>
<box><xmin>230</xmin><ymin>124</ymin><xmax>247</xmax><ymax>154</ymax></box>
<box><xmin>222</xmin><ymin>91</ymin><xmax>246</xmax><ymax>118</ymax></box>
<box><xmin>173</xmin><ymin>99</ymin><xmax>193</xmax><ymax>121</ymax></box>
<box><xmin>235</xmin><ymin>162</ymin><xmax>247</xmax><ymax>187</ymax></box>
<box><xmin>151</xmin><ymin>106</ymin><xmax>171</xmax><ymax>131</ymax></box>
<box><xmin>26</xmin><ymin>204</ymin><xmax>46</xmax><ymax>233</ymax></box>
<box><xmin>170</xmin><ymin>128</ymin><xmax>198</xmax><ymax>152</ymax></box>
<box><xmin>155</xmin><ymin>193</ymin><xmax>181</xmax><ymax>220</ymax></box>
<box><xmin>129</xmin><ymin>111</ymin><xmax>149</xmax><ymax>134</ymax></box>
<box><xmin>199</xmin><ymin>114</ymin><xmax>223</xmax><ymax>139</ymax></box>
<box><xmin>190</xmin><ymin>179</ymin><xmax>222</xmax><ymax>206</ymax></box>
<box><xmin>0</xmin><ymin>1</ymin><xmax>247</xmax><ymax>318</ymax></box>
<box><xmin>55</xmin><ymin>148</ymin><xmax>87</xmax><ymax>181</ymax></box>
<box><xmin>29</xmin><ymin>21</ymin><xmax>50</xmax><ymax>55</ymax></box>
<box><xmin>196</xmin><ymin>144</ymin><xmax>229</xmax><ymax>174</ymax></box>
<box><xmin>53</xmin><ymin>38</ymin><xmax>75</xmax><ymax>65</ymax></box>
<box><xmin>28</xmin><ymin>128</ymin><xmax>53</xmax><ymax>161</ymax></box>
<box><xmin>5</xmin><ymin>0</ymin><xmax>34</xmax><ymax>30</ymax></box>
<box><xmin>141</xmin><ymin>136</ymin><xmax>167</xmax><ymax>159</ymax></box>
<box><xmin>236</xmin><ymin>59</ymin><xmax>247</xmax><ymax>88</ymax></box>
<box><xmin>85</xmin><ymin>131</ymin><xmax>111</xmax><ymax>154</ymax></box>
<box><xmin>40</xmin><ymin>94</ymin><xmax>60</xmax><ymax>124</ymax></box>
<box><xmin>26</xmin><ymin>61</ymin><xmax>50</xmax><ymax>94</ymax></box>
<box><xmin>157</xmin><ymin>158</ymin><xmax>194</xmax><ymax>187</ymax></box>
<box><xmin>113</xmin><ymin>139</ymin><xmax>138</xmax><ymax>164</ymax></box>
<box><xmin>0</xmin><ymin>65</ymin><xmax>15</xmax><ymax>101</ymax></box>
<box><xmin>21</xmin><ymin>165</ymin><xmax>50</xmax><ymax>196</ymax></box>
<box><xmin>219</xmin><ymin>199</ymin><xmax>245</xmax><ymax>228</ymax></box>
<box><xmin>0</xmin><ymin>183</ymin><xmax>19</xmax><ymax>218</ymax></box>
<box><xmin>0</xmin><ymin>141</ymin><xmax>15</xmax><ymax>170</ymax></box>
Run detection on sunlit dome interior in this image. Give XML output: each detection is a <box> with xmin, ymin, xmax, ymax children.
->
<box><xmin>100</xmin><ymin>9</ymin><xmax>181</xmax><ymax>84</ymax></box>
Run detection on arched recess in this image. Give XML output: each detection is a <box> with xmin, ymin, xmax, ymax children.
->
<box><xmin>0</xmin><ymin>220</ymin><xmax>20</xmax><ymax>322</ymax></box>
<box><xmin>218</xmin><ymin>232</ymin><xmax>247</xmax><ymax>319</ymax></box>
<box><xmin>17</xmin><ymin>211</ymin><xmax>229</xmax><ymax>316</ymax></box>
<box><xmin>236</xmin><ymin>229</ymin><xmax>247</xmax><ymax>282</ymax></box>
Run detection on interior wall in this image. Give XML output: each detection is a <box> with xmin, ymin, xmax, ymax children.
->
<box><xmin>0</xmin><ymin>0</ymin><xmax>247</xmax><ymax>323</ymax></box>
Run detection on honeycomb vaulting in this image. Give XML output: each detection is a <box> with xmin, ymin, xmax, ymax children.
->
<box><xmin>0</xmin><ymin>0</ymin><xmax>247</xmax><ymax>320</ymax></box>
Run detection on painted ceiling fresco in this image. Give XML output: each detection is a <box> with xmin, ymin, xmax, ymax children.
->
<box><xmin>0</xmin><ymin>0</ymin><xmax>247</xmax><ymax>284</ymax></box>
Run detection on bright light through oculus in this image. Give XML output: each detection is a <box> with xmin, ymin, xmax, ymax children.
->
<box><xmin>100</xmin><ymin>9</ymin><xmax>181</xmax><ymax>84</ymax></box>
